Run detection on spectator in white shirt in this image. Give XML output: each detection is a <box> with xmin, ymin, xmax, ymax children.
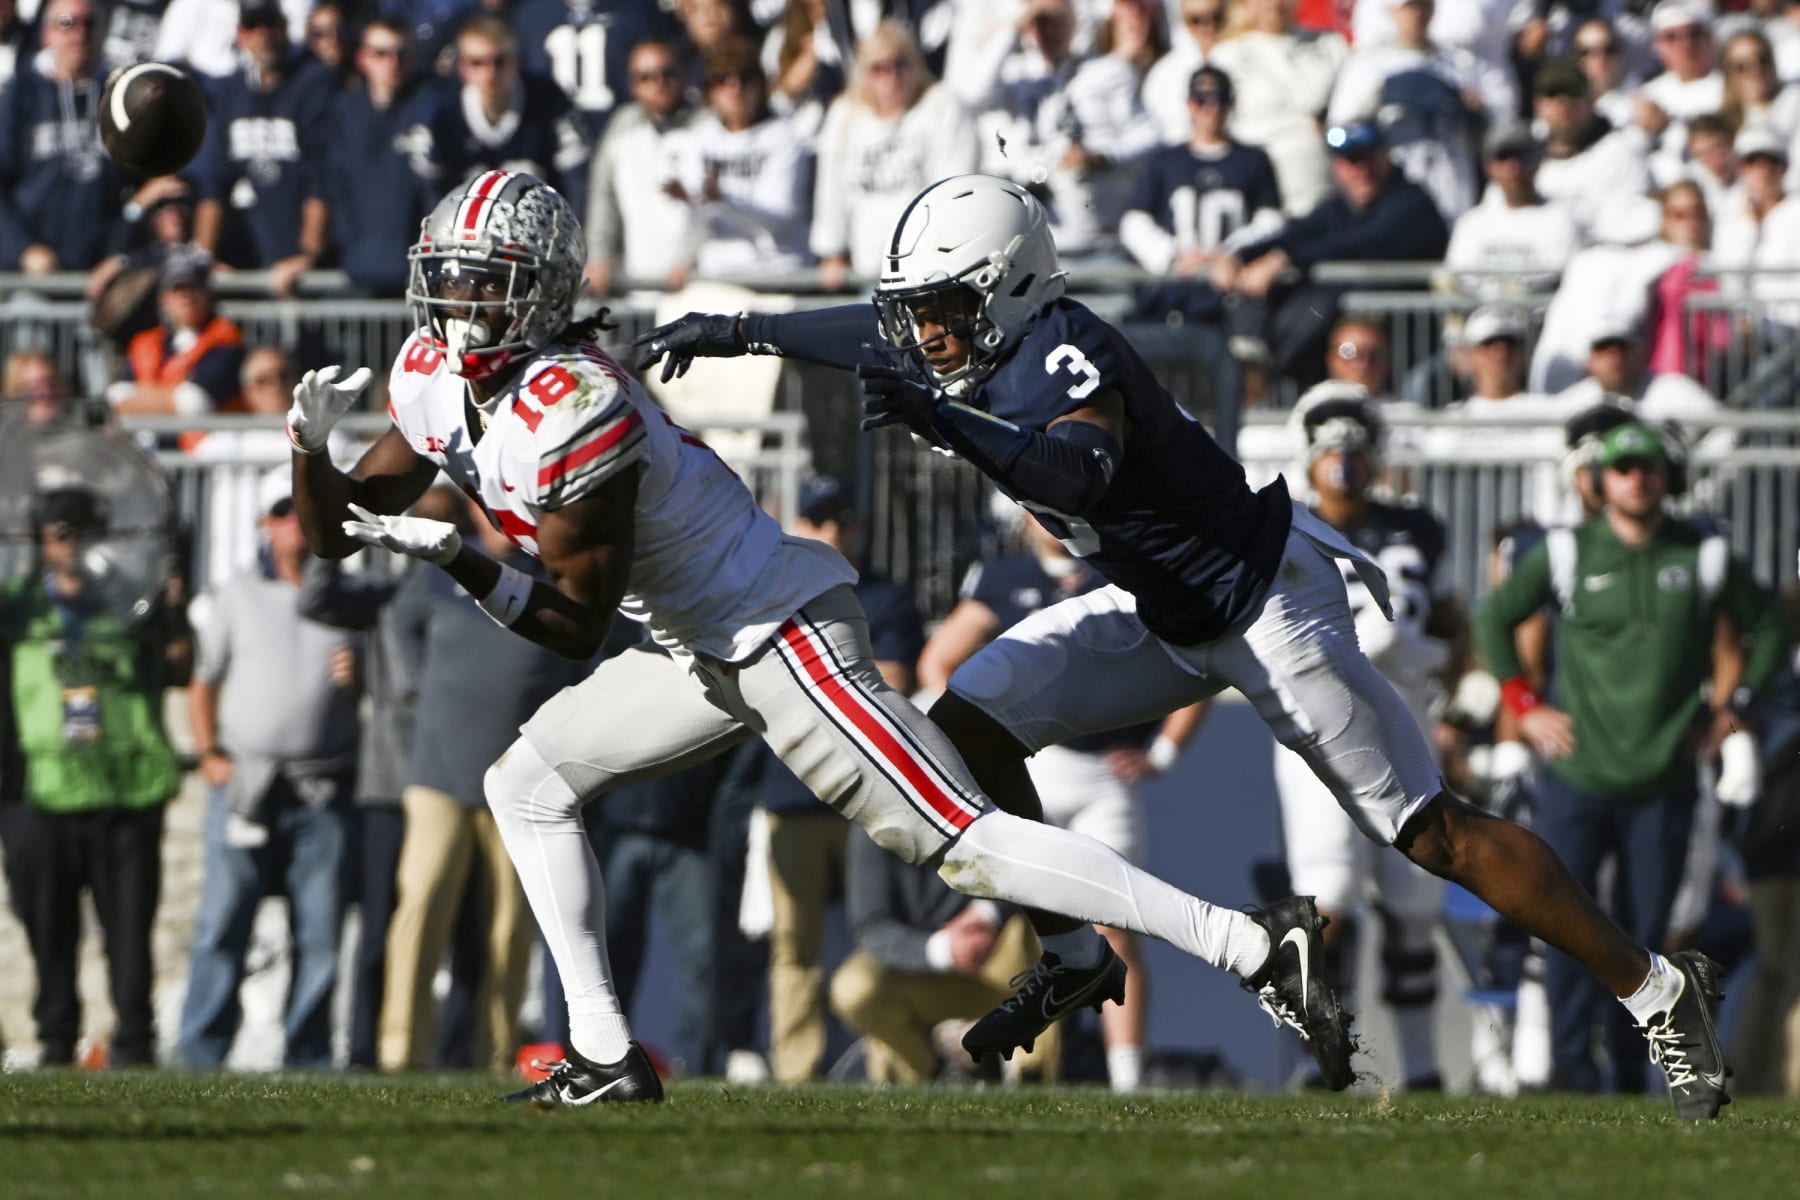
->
<box><xmin>1210</xmin><ymin>0</ymin><xmax>1349</xmax><ymax>216</ymax></box>
<box><xmin>1354</xmin><ymin>0</ymin><xmax>1514</xmax><ymax>76</ymax></box>
<box><xmin>672</xmin><ymin>35</ymin><xmax>815</xmax><ymax>280</ymax></box>
<box><xmin>1142</xmin><ymin>0</ymin><xmax>1226</xmax><ymax>145</ymax></box>
<box><xmin>1328</xmin><ymin>0</ymin><xmax>1517</xmax><ymax>222</ymax></box>
<box><xmin>1445</xmin><ymin>122</ymin><xmax>1584</xmax><ymax>299</ymax></box>
<box><xmin>1555</xmin><ymin>318</ymin><xmax>1721</xmax><ymax>427</ymax></box>
<box><xmin>1710</xmin><ymin>123</ymin><xmax>1800</xmax><ymax>319</ymax></box>
<box><xmin>809</xmin><ymin>21</ymin><xmax>977</xmax><ymax>291</ymax></box>
<box><xmin>1533</xmin><ymin>58</ymin><xmax>1655</xmax><ymax>243</ymax></box>
<box><xmin>1682</xmin><ymin>112</ymin><xmax>1740</xmax><ymax>214</ymax></box>
<box><xmin>1637</xmin><ymin>0</ymin><xmax>1725</xmax><ymax>183</ymax></box>
<box><xmin>585</xmin><ymin>38</ymin><xmax>700</xmax><ymax>297</ymax></box>
<box><xmin>1434</xmin><ymin>304</ymin><xmax>1570</xmax><ymax>517</ymax></box>
<box><xmin>958</xmin><ymin>0</ymin><xmax>1161</xmax><ymax>257</ymax></box>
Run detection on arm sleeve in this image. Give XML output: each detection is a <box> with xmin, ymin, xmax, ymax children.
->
<box><xmin>807</xmin><ymin>100</ymin><xmax>853</xmax><ymax>261</ymax></box>
<box><xmin>740</xmin><ymin>304</ymin><xmax>883</xmax><ymax>370</ymax></box>
<box><xmin>190</xmin><ymin>590</ymin><xmax>230</xmax><ymax>686</ymax></box>
<box><xmin>844</xmin><ymin>827</ymin><xmax>940</xmax><ymax>972</ymax></box>
<box><xmin>930</xmin><ymin>406</ymin><xmax>1121</xmax><ymax>516</ymax></box>
<box><xmin>1473</xmin><ymin>539</ymin><xmax>1554</xmax><ymax>683</ymax></box>
<box><xmin>585</xmin><ymin>123</ymin><xmax>625</xmax><ymax>262</ymax></box>
<box><xmin>534</xmin><ymin>382</ymin><xmax>650</xmax><ymax>510</ymax></box>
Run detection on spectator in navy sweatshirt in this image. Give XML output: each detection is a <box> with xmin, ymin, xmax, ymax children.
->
<box><xmin>429</xmin><ymin>14</ymin><xmax>588</xmax><ymax>217</ymax></box>
<box><xmin>0</xmin><ymin>0</ymin><xmax>132</xmax><ymax>273</ymax></box>
<box><xmin>191</xmin><ymin>1</ymin><xmax>335</xmax><ymax>294</ymax></box>
<box><xmin>327</xmin><ymin>17</ymin><xmax>441</xmax><ymax>297</ymax></box>
<box><xmin>1214</xmin><ymin>119</ymin><xmax>1450</xmax><ymax>389</ymax></box>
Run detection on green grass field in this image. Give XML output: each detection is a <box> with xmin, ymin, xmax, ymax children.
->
<box><xmin>5</xmin><ymin>1075</ymin><xmax>1798</xmax><ymax>1200</ymax></box>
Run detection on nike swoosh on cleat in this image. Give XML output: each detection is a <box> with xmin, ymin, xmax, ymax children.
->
<box><xmin>1282</xmin><ymin>926</ymin><xmax>1311</xmax><ymax>1006</ymax></box>
<box><xmin>560</xmin><ymin>1076</ymin><xmax>630</xmax><ymax>1106</ymax></box>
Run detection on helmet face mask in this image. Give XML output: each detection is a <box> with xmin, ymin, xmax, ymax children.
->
<box><xmin>407</xmin><ymin>171</ymin><xmax>584</xmax><ymax>380</ymax></box>
<box><xmin>875</xmin><ymin>175</ymin><xmax>1066</xmax><ymax>392</ymax></box>
<box><xmin>1288</xmin><ymin>383</ymin><xmax>1384</xmax><ymax>496</ymax></box>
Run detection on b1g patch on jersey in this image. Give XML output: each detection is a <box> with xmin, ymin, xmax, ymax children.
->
<box><xmin>522</xmin><ymin>344</ymin><xmax>649</xmax><ymax>509</ymax></box>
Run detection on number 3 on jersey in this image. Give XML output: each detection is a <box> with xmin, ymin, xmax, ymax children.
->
<box><xmin>1045</xmin><ymin>343</ymin><xmax>1101</xmax><ymax>401</ymax></box>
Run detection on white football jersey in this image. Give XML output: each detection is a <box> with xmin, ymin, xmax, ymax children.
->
<box><xmin>385</xmin><ymin>330</ymin><xmax>855</xmax><ymax>662</ymax></box>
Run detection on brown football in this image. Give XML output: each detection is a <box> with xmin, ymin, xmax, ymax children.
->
<box><xmin>98</xmin><ymin>62</ymin><xmax>208</xmax><ymax>178</ymax></box>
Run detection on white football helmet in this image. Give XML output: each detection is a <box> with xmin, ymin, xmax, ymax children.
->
<box><xmin>875</xmin><ymin>174</ymin><xmax>1067</xmax><ymax>390</ymax></box>
<box><xmin>1289</xmin><ymin>381</ymin><xmax>1385</xmax><ymax>493</ymax></box>
<box><xmin>407</xmin><ymin>170</ymin><xmax>585</xmax><ymax>379</ymax></box>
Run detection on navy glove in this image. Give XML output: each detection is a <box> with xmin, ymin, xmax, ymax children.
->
<box><xmin>629</xmin><ymin>312</ymin><xmax>744</xmax><ymax>383</ymax></box>
<box><xmin>856</xmin><ymin>356</ymin><xmax>942</xmax><ymax>434</ymax></box>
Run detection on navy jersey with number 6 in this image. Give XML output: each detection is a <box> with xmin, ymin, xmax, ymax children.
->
<box><xmin>1335</xmin><ymin>500</ymin><xmax>1445</xmax><ymax>629</ymax></box>
<box><xmin>954</xmin><ymin>299</ymin><xmax>1292</xmax><ymax>645</ymax></box>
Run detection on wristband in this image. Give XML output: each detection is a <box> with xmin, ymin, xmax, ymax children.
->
<box><xmin>1500</xmin><ymin>677</ymin><xmax>1541</xmax><ymax>717</ymax></box>
<box><xmin>1145</xmin><ymin>735</ymin><xmax>1181</xmax><ymax>774</ymax></box>
<box><xmin>477</xmin><ymin>563</ymin><xmax>533</xmax><ymax>627</ymax></box>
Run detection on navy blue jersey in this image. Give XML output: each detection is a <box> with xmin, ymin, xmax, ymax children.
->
<box><xmin>958</xmin><ymin>299</ymin><xmax>1292</xmax><ymax>646</ymax></box>
<box><xmin>965</xmin><ymin>553</ymin><xmax>1158</xmax><ymax>751</ymax></box>
<box><xmin>1127</xmin><ymin>142</ymin><xmax>1281</xmax><ymax>251</ymax></box>
<box><xmin>1332</xmin><ymin>500</ymin><xmax>1446</xmax><ymax>628</ymax></box>
<box><xmin>193</xmin><ymin>52</ymin><xmax>336</xmax><ymax>267</ymax></box>
<box><xmin>510</xmin><ymin>0</ymin><xmax>676</xmax><ymax>142</ymax></box>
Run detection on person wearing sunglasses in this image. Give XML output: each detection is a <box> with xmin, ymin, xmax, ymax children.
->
<box><xmin>1141</xmin><ymin>1</ymin><xmax>1231</xmax><ymax>146</ymax></box>
<box><xmin>431</xmin><ymin>15</ymin><xmax>591</xmax><ymax>224</ymax></box>
<box><xmin>584</xmin><ymin>37</ymin><xmax>699</xmax><ymax>297</ymax></box>
<box><xmin>0</xmin><ymin>0</ymin><xmax>132</xmax><ymax>275</ymax></box>
<box><xmin>1633</xmin><ymin>1</ymin><xmax>1722</xmax><ymax>171</ymax></box>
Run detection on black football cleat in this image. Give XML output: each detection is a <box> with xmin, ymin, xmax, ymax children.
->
<box><xmin>1643</xmin><ymin>951</ymin><xmax>1731</xmax><ymax>1120</ymax></box>
<box><xmin>1241</xmin><ymin>896</ymin><xmax>1355</xmax><ymax>1091</ymax></box>
<box><xmin>502</xmin><ymin>1041</ymin><xmax>665</xmax><ymax>1107</ymax></box>
<box><xmin>962</xmin><ymin>941</ymin><xmax>1129</xmax><ymax>1063</ymax></box>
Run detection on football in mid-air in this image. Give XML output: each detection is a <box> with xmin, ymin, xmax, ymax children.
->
<box><xmin>98</xmin><ymin>62</ymin><xmax>207</xmax><ymax>178</ymax></box>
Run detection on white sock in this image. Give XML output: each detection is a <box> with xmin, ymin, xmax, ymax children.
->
<box><xmin>1107</xmin><ymin>1045</ymin><xmax>1144</xmax><ymax>1093</ymax></box>
<box><xmin>1620</xmin><ymin>952</ymin><xmax>1683</xmax><ymax>1025</ymax></box>
<box><xmin>485</xmin><ymin>738</ymin><xmax>633</xmax><ymax>1065</ymax></box>
<box><xmin>941</xmin><ymin>810</ymin><xmax>1264</xmax><ymax>973</ymax></box>
<box><xmin>1041</xmin><ymin>926</ymin><xmax>1106</xmax><ymax>969</ymax></box>
<box><xmin>1393</xmin><ymin>1004</ymin><xmax>1437</xmax><ymax>1084</ymax></box>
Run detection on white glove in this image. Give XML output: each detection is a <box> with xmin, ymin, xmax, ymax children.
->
<box><xmin>1715</xmin><ymin>730</ymin><xmax>1761</xmax><ymax>808</ymax></box>
<box><xmin>287</xmin><ymin>364</ymin><xmax>373</xmax><ymax>454</ymax></box>
<box><xmin>341</xmin><ymin>502</ymin><xmax>462</xmax><ymax>565</ymax></box>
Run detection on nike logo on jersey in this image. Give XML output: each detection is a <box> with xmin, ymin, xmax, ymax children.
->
<box><xmin>559</xmin><ymin>1076</ymin><xmax>629</xmax><ymax>1106</ymax></box>
<box><xmin>1282</xmin><ymin>926</ymin><xmax>1311</xmax><ymax>1002</ymax></box>
<box><xmin>1584</xmin><ymin>572</ymin><xmax>1616</xmax><ymax>591</ymax></box>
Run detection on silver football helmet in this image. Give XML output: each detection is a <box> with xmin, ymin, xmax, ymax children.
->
<box><xmin>1289</xmin><ymin>381</ymin><xmax>1385</xmax><ymax>493</ymax></box>
<box><xmin>875</xmin><ymin>174</ymin><xmax>1067</xmax><ymax>391</ymax></box>
<box><xmin>407</xmin><ymin>170</ymin><xmax>585</xmax><ymax>379</ymax></box>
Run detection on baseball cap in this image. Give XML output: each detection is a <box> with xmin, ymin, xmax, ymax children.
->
<box><xmin>1589</xmin><ymin>315</ymin><xmax>1644</xmax><ymax>347</ymax></box>
<box><xmin>1484</xmin><ymin>121</ymin><xmax>1541</xmax><ymax>161</ymax></box>
<box><xmin>1650</xmin><ymin>0</ymin><xmax>1712</xmax><ymax>35</ymax></box>
<box><xmin>259</xmin><ymin>465</ymin><xmax>293</xmax><ymax>516</ymax></box>
<box><xmin>798</xmin><ymin>475</ymin><xmax>856</xmax><ymax>525</ymax></box>
<box><xmin>239</xmin><ymin>0</ymin><xmax>285</xmax><ymax>29</ymax></box>
<box><xmin>1735</xmin><ymin>124</ymin><xmax>1789</xmax><ymax>163</ymax></box>
<box><xmin>1534</xmin><ymin>60</ymin><xmax>1589</xmax><ymax>99</ymax></box>
<box><xmin>1188</xmin><ymin>65</ymin><xmax>1233</xmax><ymax>107</ymax></box>
<box><xmin>1599</xmin><ymin>421</ymin><xmax>1669</xmax><ymax>467</ymax></box>
<box><xmin>1462</xmin><ymin>304</ymin><xmax>1528</xmax><ymax>346</ymax></box>
<box><xmin>158</xmin><ymin>247</ymin><xmax>213</xmax><ymax>291</ymax></box>
<box><xmin>1325</xmin><ymin>120</ymin><xmax>1385</xmax><ymax>157</ymax></box>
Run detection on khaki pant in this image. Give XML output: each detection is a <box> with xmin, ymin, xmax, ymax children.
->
<box><xmin>379</xmin><ymin>786</ymin><xmax>533</xmax><ymax>1072</ymax></box>
<box><xmin>765</xmin><ymin>808</ymin><xmax>847</xmax><ymax>1082</ymax></box>
<box><xmin>1733</xmin><ymin>876</ymin><xmax>1800</xmax><ymax>1096</ymax></box>
<box><xmin>829</xmin><ymin>915</ymin><xmax>1061</xmax><ymax>1084</ymax></box>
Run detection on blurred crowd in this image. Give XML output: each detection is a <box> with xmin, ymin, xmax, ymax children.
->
<box><xmin>1</xmin><ymin>0</ymin><xmax>1799</xmax><ymax>1101</ymax></box>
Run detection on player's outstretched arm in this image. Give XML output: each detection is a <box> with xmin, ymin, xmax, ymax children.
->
<box><xmin>343</xmin><ymin>467</ymin><xmax>640</xmax><ymax>661</ymax></box>
<box><xmin>289</xmin><ymin>364</ymin><xmax>437</xmax><ymax>558</ymax></box>
<box><xmin>630</xmin><ymin>305</ymin><xmax>880</xmax><ymax>380</ymax></box>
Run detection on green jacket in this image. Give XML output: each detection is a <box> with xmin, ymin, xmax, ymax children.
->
<box><xmin>1</xmin><ymin>578</ymin><xmax>180</xmax><ymax>813</ymax></box>
<box><xmin>1474</xmin><ymin>517</ymin><xmax>1787</xmax><ymax>797</ymax></box>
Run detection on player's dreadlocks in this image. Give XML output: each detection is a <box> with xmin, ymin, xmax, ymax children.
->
<box><xmin>565</xmin><ymin>307</ymin><xmax>620</xmax><ymax>344</ymax></box>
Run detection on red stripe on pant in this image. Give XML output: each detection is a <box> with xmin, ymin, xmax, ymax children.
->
<box><xmin>777</xmin><ymin>618</ymin><xmax>978</xmax><ymax>832</ymax></box>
